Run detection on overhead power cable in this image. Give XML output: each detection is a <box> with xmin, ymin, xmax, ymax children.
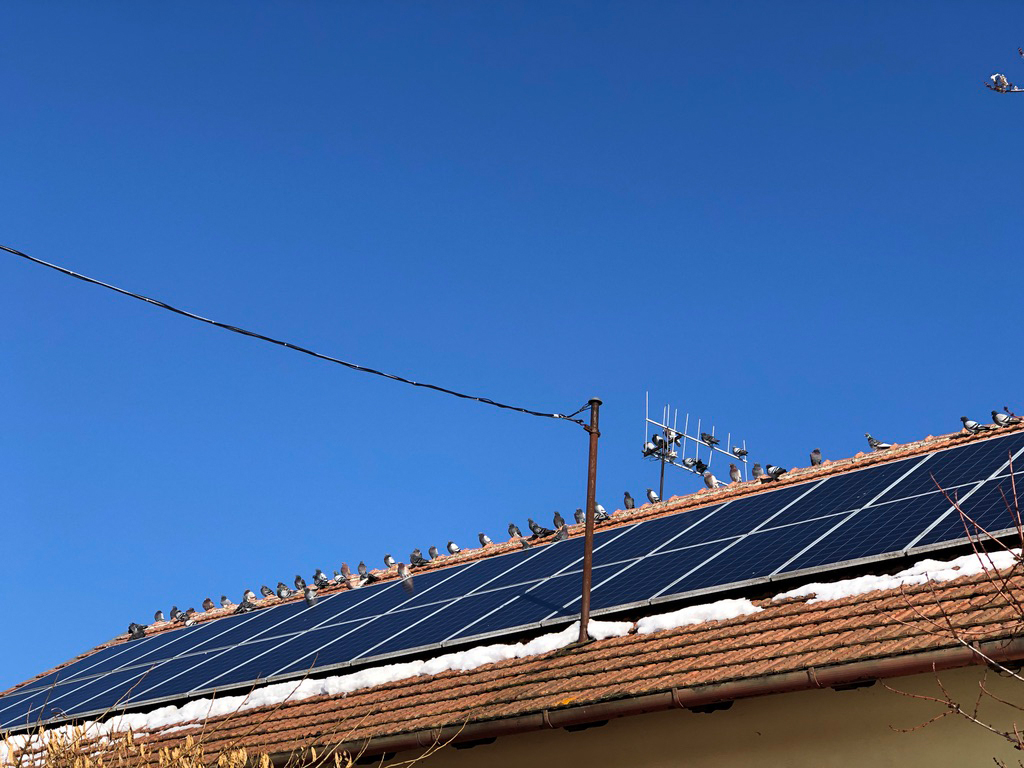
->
<box><xmin>1</xmin><ymin>243</ymin><xmax>588</xmax><ymax>427</ymax></box>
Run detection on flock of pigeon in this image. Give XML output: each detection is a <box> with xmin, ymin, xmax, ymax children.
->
<box><xmin>124</xmin><ymin>407</ymin><xmax>1023</xmax><ymax>642</ymax></box>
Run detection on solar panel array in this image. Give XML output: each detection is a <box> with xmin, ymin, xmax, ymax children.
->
<box><xmin>4</xmin><ymin>431</ymin><xmax>1024</xmax><ymax>730</ymax></box>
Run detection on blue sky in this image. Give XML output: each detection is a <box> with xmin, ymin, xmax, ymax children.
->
<box><xmin>2</xmin><ymin>1</ymin><xmax>1022</xmax><ymax>690</ymax></box>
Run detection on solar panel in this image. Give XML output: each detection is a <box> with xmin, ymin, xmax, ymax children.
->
<box><xmin>4</xmin><ymin>430</ymin><xmax>1024</xmax><ymax>730</ymax></box>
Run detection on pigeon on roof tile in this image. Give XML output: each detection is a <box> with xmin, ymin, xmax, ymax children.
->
<box><xmin>303</xmin><ymin>585</ymin><xmax>318</xmax><ymax>607</ymax></box>
<box><xmin>397</xmin><ymin>562</ymin><xmax>411</xmax><ymax>580</ymax></box>
<box><xmin>478</xmin><ymin>533</ymin><xmax>493</xmax><ymax>547</ymax></box>
<box><xmin>751</xmin><ymin>463</ymin><xmax>764</xmax><ymax>479</ymax></box>
<box><xmin>182</xmin><ymin>608</ymin><xmax>197</xmax><ymax>626</ymax></box>
<box><xmin>341</xmin><ymin>563</ymin><xmax>352</xmax><ymax>580</ymax></box>
<box><xmin>703</xmin><ymin>471</ymin><xmax>720</xmax><ymax>489</ymax></box>
<box><xmin>574</xmin><ymin>508</ymin><xmax>585</xmax><ymax>524</ymax></box>
<box><xmin>220</xmin><ymin>595</ymin><xmax>234</xmax><ymax>609</ymax></box>
<box><xmin>276</xmin><ymin>582</ymin><xmax>293</xmax><ymax>599</ymax></box>
<box><xmin>314</xmin><ymin>569</ymin><xmax>331</xmax><ymax>588</ymax></box>
<box><xmin>294</xmin><ymin>574</ymin><xmax>306</xmax><ymax>590</ymax></box>
<box><xmin>508</xmin><ymin>523</ymin><xmax>523</xmax><ymax>539</ymax></box>
<box><xmin>552</xmin><ymin>526</ymin><xmax>568</xmax><ymax>542</ymax></box>
<box><xmin>765</xmin><ymin>464</ymin><xmax>787</xmax><ymax>479</ymax></box>
<box><xmin>234</xmin><ymin>599</ymin><xmax>256</xmax><ymax>614</ymax></box>
<box><xmin>700</xmin><ymin>432</ymin><xmax>719</xmax><ymax>447</ymax></box>
<box><xmin>994</xmin><ymin>410</ymin><xmax>1022</xmax><ymax>426</ymax></box>
<box><xmin>519</xmin><ymin>538</ymin><xmax>532</xmax><ymax>549</ymax></box>
<box><xmin>428</xmin><ymin>545</ymin><xmax>440</xmax><ymax>559</ymax></box>
<box><xmin>410</xmin><ymin>548</ymin><xmax>428</xmax><ymax>567</ymax></box>
<box><xmin>594</xmin><ymin>504</ymin><xmax>611</xmax><ymax>521</ymax></box>
<box><xmin>169</xmin><ymin>606</ymin><xmax>182</xmax><ymax>621</ymax></box>
<box><xmin>810</xmin><ymin>448</ymin><xmax>822</xmax><ymax>466</ymax></box>
<box><xmin>729</xmin><ymin>464</ymin><xmax>742</xmax><ymax>484</ymax></box>
<box><xmin>128</xmin><ymin>623</ymin><xmax>147</xmax><ymax>640</ymax></box>
<box><xmin>384</xmin><ymin>554</ymin><xmax>396</xmax><ymax>569</ymax></box>
<box><xmin>447</xmin><ymin>540</ymin><xmax>461</xmax><ymax>554</ymax></box>
<box><xmin>553</xmin><ymin>511</ymin><xmax>565</xmax><ymax>528</ymax></box>
<box><xmin>646</xmin><ymin>488</ymin><xmax>660</xmax><ymax>504</ymax></box>
<box><xmin>260</xmin><ymin>585</ymin><xmax>274</xmax><ymax>598</ymax></box>
<box><xmin>528</xmin><ymin>518</ymin><xmax>555</xmax><ymax>537</ymax></box>
<box><xmin>623</xmin><ymin>492</ymin><xmax>635</xmax><ymax>510</ymax></box>
<box><xmin>357</xmin><ymin>562</ymin><xmax>367</xmax><ymax>577</ymax></box>
<box><xmin>865</xmin><ymin>433</ymin><xmax>891</xmax><ymax>451</ymax></box>
<box><xmin>962</xmin><ymin>416</ymin><xmax>997</xmax><ymax>434</ymax></box>
<box><xmin>731</xmin><ymin>446</ymin><xmax>748</xmax><ymax>458</ymax></box>
<box><xmin>154</xmin><ymin>610</ymin><xmax>165</xmax><ymax>623</ymax></box>
<box><xmin>362</xmin><ymin>571</ymin><xmax>380</xmax><ymax>584</ymax></box>
<box><xmin>243</xmin><ymin>590</ymin><xmax>257</xmax><ymax>603</ymax></box>
<box><xmin>202</xmin><ymin>597</ymin><xmax>215</xmax><ymax>612</ymax></box>
<box><xmin>333</xmin><ymin>570</ymin><xmax>344</xmax><ymax>583</ymax></box>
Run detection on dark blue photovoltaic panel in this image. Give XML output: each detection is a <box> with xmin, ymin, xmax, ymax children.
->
<box><xmin>7</xmin><ymin>431</ymin><xmax>1024</xmax><ymax>731</ymax></box>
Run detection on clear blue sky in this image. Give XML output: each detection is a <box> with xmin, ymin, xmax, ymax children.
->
<box><xmin>2</xmin><ymin>1</ymin><xmax>1021</xmax><ymax>691</ymax></box>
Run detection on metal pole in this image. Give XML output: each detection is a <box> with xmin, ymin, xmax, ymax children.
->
<box><xmin>578</xmin><ymin>397</ymin><xmax>602</xmax><ymax>644</ymax></box>
<box><xmin>659</xmin><ymin>450</ymin><xmax>666</xmax><ymax>501</ymax></box>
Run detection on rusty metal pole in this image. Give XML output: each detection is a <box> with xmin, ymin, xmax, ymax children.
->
<box><xmin>578</xmin><ymin>397</ymin><xmax>602</xmax><ymax>644</ymax></box>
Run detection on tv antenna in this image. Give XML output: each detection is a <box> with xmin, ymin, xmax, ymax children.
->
<box><xmin>642</xmin><ymin>393</ymin><xmax>749</xmax><ymax>499</ymax></box>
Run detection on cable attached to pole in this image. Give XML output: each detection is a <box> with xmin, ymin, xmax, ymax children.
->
<box><xmin>1</xmin><ymin>243</ymin><xmax>588</xmax><ymax>427</ymax></box>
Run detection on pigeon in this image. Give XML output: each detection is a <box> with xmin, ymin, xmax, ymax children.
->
<box><xmin>681</xmin><ymin>457</ymin><xmax>697</xmax><ymax>469</ymax></box>
<box><xmin>169</xmin><ymin>606</ymin><xmax>182</xmax><ymax>621</ymax></box>
<box><xmin>220</xmin><ymin>595</ymin><xmax>234</xmax><ymax>609</ymax></box>
<box><xmin>276</xmin><ymin>582</ymin><xmax>293</xmax><ymax>599</ymax></box>
<box><xmin>410</xmin><ymin>548</ymin><xmax>429</xmax><ymax>567</ymax></box>
<box><xmin>528</xmin><ymin>518</ymin><xmax>555</xmax><ymax>537</ymax></box>
<box><xmin>478</xmin><ymin>533</ymin><xmax>493</xmax><ymax>547</ymax></box>
<box><xmin>623</xmin><ymin>492</ymin><xmax>635</xmax><ymax>510</ymax></box>
<box><xmin>260</xmin><ymin>585</ymin><xmax>274</xmax><ymax>598</ymax></box>
<box><xmin>508</xmin><ymin>523</ymin><xmax>522</xmax><ymax>538</ymax></box>
<box><xmin>594</xmin><ymin>504</ymin><xmax>611</xmax><ymax>522</ymax></box>
<box><xmin>303</xmin><ymin>585</ymin><xmax>318</xmax><ymax>607</ymax></box>
<box><xmin>234</xmin><ymin>600</ymin><xmax>257</xmax><ymax>615</ymax></box>
<box><xmin>731</xmin><ymin>446</ymin><xmax>748</xmax><ymax>458</ymax></box>
<box><xmin>729</xmin><ymin>463</ymin><xmax>742</xmax><ymax>484</ymax></box>
<box><xmin>362</xmin><ymin>571</ymin><xmax>380</xmax><ymax>585</ymax></box>
<box><xmin>384</xmin><ymin>554</ymin><xmax>396</xmax><ymax>569</ymax></box>
<box><xmin>447</xmin><ymin>540</ymin><xmax>461</xmax><ymax>554</ymax></box>
<box><xmin>574</xmin><ymin>508</ymin><xmax>585</xmax><ymax>524</ymax></box>
<box><xmin>180</xmin><ymin>608</ymin><xmax>197</xmax><ymax>625</ymax></box>
<box><xmin>552</xmin><ymin>526</ymin><xmax>569</xmax><ymax>542</ymax></box>
<box><xmin>397</xmin><ymin>562</ymin><xmax>411</xmax><ymax>580</ymax></box>
<box><xmin>520</xmin><ymin>538</ymin><xmax>533</xmax><ymax>549</ymax></box>
<box><xmin>333</xmin><ymin>570</ymin><xmax>344</xmax><ymax>583</ymax></box>
<box><xmin>202</xmin><ymin>597</ymin><xmax>215</xmax><ymax>612</ymax></box>
<box><xmin>700</xmin><ymin>432</ymin><xmax>720</xmax><ymax>447</ymax></box>
<box><xmin>243</xmin><ymin>589</ymin><xmax>257</xmax><ymax>603</ymax></box>
<box><xmin>666</xmin><ymin>429</ymin><xmax>683</xmax><ymax>445</ymax></box>
<box><xmin>765</xmin><ymin>464</ymin><xmax>787</xmax><ymax>479</ymax></box>
<box><xmin>646</xmin><ymin>488</ymin><xmax>660</xmax><ymax>504</ymax></box>
<box><xmin>128</xmin><ymin>623</ymin><xmax>147</xmax><ymax>640</ymax></box>
<box><xmin>703</xmin><ymin>471</ymin><xmax>720</xmax><ymax>489</ymax></box>
<box><xmin>962</xmin><ymin>416</ymin><xmax>997</xmax><ymax>434</ymax></box>
<box><xmin>553</xmin><ymin>511</ymin><xmax>565</xmax><ymax>528</ymax></box>
<box><xmin>751</xmin><ymin>463</ymin><xmax>764</xmax><ymax>479</ymax></box>
<box><xmin>865</xmin><ymin>433</ymin><xmax>891</xmax><ymax>451</ymax></box>
<box><xmin>154</xmin><ymin>610</ymin><xmax>165</xmax><ymax>623</ymax></box>
<box><xmin>428</xmin><ymin>545</ymin><xmax>440</xmax><ymax>559</ymax></box>
<box><xmin>652</xmin><ymin>433</ymin><xmax>667</xmax><ymax>449</ymax></box>
<box><xmin>642</xmin><ymin>441</ymin><xmax>658</xmax><ymax>458</ymax></box>
<box><xmin>341</xmin><ymin>563</ymin><xmax>352</xmax><ymax>579</ymax></box>
<box><xmin>994</xmin><ymin>410</ymin><xmax>1022</xmax><ymax>426</ymax></box>
<box><xmin>357</xmin><ymin>561</ymin><xmax>368</xmax><ymax>577</ymax></box>
<box><xmin>810</xmin><ymin>448</ymin><xmax>822</xmax><ymax>467</ymax></box>
<box><xmin>694</xmin><ymin>459</ymin><xmax>708</xmax><ymax>474</ymax></box>
<box><xmin>294</xmin><ymin>574</ymin><xmax>307</xmax><ymax>590</ymax></box>
<box><xmin>313</xmin><ymin>569</ymin><xmax>331</xmax><ymax>588</ymax></box>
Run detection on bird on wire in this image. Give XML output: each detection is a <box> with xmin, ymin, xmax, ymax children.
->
<box><xmin>729</xmin><ymin>464</ymin><xmax>742</xmax><ymax>484</ymax></box>
<box><xmin>646</xmin><ymin>488</ymin><xmax>660</xmax><ymax>504</ymax></box>
<box><xmin>994</xmin><ymin>410</ymin><xmax>1023</xmax><ymax>426</ymax></box>
<box><xmin>694</xmin><ymin>459</ymin><xmax>708</xmax><ymax>474</ymax></box>
<box><xmin>962</xmin><ymin>416</ymin><xmax>997</xmax><ymax>434</ymax></box>
<box><xmin>731</xmin><ymin>446</ymin><xmax>748</xmax><ymax>458</ymax></box>
<box><xmin>681</xmin><ymin>457</ymin><xmax>697</xmax><ymax>470</ymax></box>
<box><xmin>810</xmin><ymin>448</ymin><xmax>822</xmax><ymax>466</ymax></box>
<box><xmin>700</xmin><ymin>432</ymin><xmax>719</xmax><ymax>447</ymax></box>
<box><xmin>865</xmin><ymin>433</ymin><xmax>891</xmax><ymax>451</ymax></box>
<box><xmin>508</xmin><ymin>523</ymin><xmax>522</xmax><ymax>538</ymax></box>
<box><xmin>624</xmin><ymin>492</ymin><xmax>635</xmax><ymax>510</ymax></box>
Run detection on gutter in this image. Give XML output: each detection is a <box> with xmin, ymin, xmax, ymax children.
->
<box><xmin>268</xmin><ymin>636</ymin><xmax>1024</xmax><ymax>765</ymax></box>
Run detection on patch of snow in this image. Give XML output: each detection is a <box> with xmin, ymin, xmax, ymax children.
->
<box><xmin>636</xmin><ymin>598</ymin><xmax>762</xmax><ymax>635</ymax></box>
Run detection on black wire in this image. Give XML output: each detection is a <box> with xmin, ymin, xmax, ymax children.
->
<box><xmin>1</xmin><ymin>243</ymin><xmax>588</xmax><ymax>427</ymax></box>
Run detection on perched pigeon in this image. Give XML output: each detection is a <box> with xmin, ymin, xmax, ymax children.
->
<box><xmin>508</xmin><ymin>523</ymin><xmax>522</xmax><ymax>538</ymax></box>
<box><xmin>357</xmin><ymin>561</ymin><xmax>368</xmax><ymax>577</ymax></box>
<box><xmin>994</xmin><ymin>410</ymin><xmax>1022</xmax><ymax>426</ymax></box>
<box><xmin>729</xmin><ymin>464</ymin><xmax>742</xmax><ymax>484</ymax></box>
<box><xmin>552</xmin><ymin>526</ymin><xmax>568</xmax><ymax>542</ymax></box>
<box><xmin>303</xmin><ymin>585</ymin><xmax>318</xmax><ymax>607</ymax></box>
<box><xmin>694</xmin><ymin>459</ymin><xmax>708</xmax><ymax>474</ymax></box>
<box><xmin>362</xmin><ymin>572</ymin><xmax>380</xmax><ymax>585</ymax></box>
<box><xmin>681</xmin><ymin>457</ymin><xmax>697</xmax><ymax>469</ymax></box>
<box><xmin>479</xmin><ymin>532</ymin><xmax>493</xmax><ymax>547</ymax></box>
<box><xmin>220</xmin><ymin>595</ymin><xmax>233</xmax><ymax>609</ymax></box>
<box><xmin>154</xmin><ymin>610</ymin><xmax>165</xmax><ymax>623</ymax></box>
<box><xmin>642</xmin><ymin>441</ymin><xmax>658</xmax><ymax>458</ymax></box>
<box><xmin>703</xmin><ymin>471</ymin><xmax>720</xmax><ymax>489</ymax></box>
<box><xmin>397</xmin><ymin>562</ymin><xmax>411</xmax><ymax>580</ymax></box>
<box><xmin>731</xmin><ymin>446</ymin><xmax>748</xmax><ymax>458</ymax></box>
<box><xmin>447</xmin><ymin>540</ymin><xmax>461</xmax><ymax>554</ymax></box>
<box><xmin>765</xmin><ymin>464</ymin><xmax>787</xmax><ymax>479</ymax></box>
<box><xmin>528</xmin><ymin>518</ymin><xmax>555</xmax><ymax>537</ymax></box>
<box><xmin>243</xmin><ymin>589</ymin><xmax>257</xmax><ymax>603</ymax></box>
<box><xmin>333</xmin><ymin>570</ymin><xmax>344</xmax><ymax>583</ymax></box>
<box><xmin>410</xmin><ymin>548</ymin><xmax>429</xmax><ymax>567</ymax></box>
<box><xmin>700</xmin><ymin>432</ymin><xmax>720</xmax><ymax>447</ymax></box>
<box><xmin>574</xmin><ymin>508</ymin><xmax>585</xmax><ymax>524</ymax></box>
<box><xmin>341</xmin><ymin>563</ymin><xmax>352</xmax><ymax>579</ymax></box>
<box><xmin>666</xmin><ymin>429</ymin><xmax>682</xmax><ymax>445</ymax></box>
<box><xmin>234</xmin><ymin>600</ymin><xmax>257</xmax><ymax>615</ymax></box>
<box><xmin>384</xmin><ymin>554</ymin><xmax>396</xmax><ymax>569</ymax></box>
<box><xmin>276</xmin><ymin>582</ymin><xmax>293</xmax><ymax>599</ymax></box>
<box><xmin>169</xmin><ymin>606</ymin><xmax>182</xmax><ymax>621</ymax></box>
<box><xmin>553</xmin><ymin>511</ymin><xmax>565</xmax><ymax>528</ymax></box>
<box><xmin>202</xmin><ymin>597</ymin><xmax>215</xmax><ymax>612</ymax></box>
<box><xmin>751</xmin><ymin>463</ymin><xmax>764</xmax><ymax>479</ymax></box>
<box><xmin>520</xmin><ymin>538</ymin><xmax>533</xmax><ymax>549</ymax></box>
<box><xmin>128</xmin><ymin>622</ymin><xmax>147</xmax><ymax>640</ymax></box>
<box><xmin>865</xmin><ymin>433</ymin><xmax>891</xmax><ymax>451</ymax></box>
<box><xmin>260</xmin><ymin>585</ymin><xmax>274</xmax><ymax>598</ymax></box>
<box><xmin>180</xmin><ymin>608</ymin><xmax>197</xmax><ymax>625</ymax></box>
<box><xmin>646</xmin><ymin>488</ymin><xmax>660</xmax><ymax>504</ymax></box>
<box><xmin>314</xmin><ymin>569</ymin><xmax>331</xmax><ymax>588</ymax></box>
<box><xmin>810</xmin><ymin>448</ymin><xmax>822</xmax><ymax>467</ymax></box>
<box><xmin>428</xmin><ymin>545</ymin><xmax>440</xmax><ymax>559</ymax></box>
<box><xmin>652</xmin><ymin>433</ymin><xmax>667</xmax><ymax>449</ymax></box>
<box><xmin>594</xmin><ymin>504</ymin><xmax>611</xmax><ymax>522</ymax></box>
<box><xmin>294</xmin><ymin>574</ymin><xmax>306</xmax><ymax>590</ymax></box>
<box><xmin>962</xmin><ymin>416</ymin><xmax>997</xmax><ymax>434</ymax></box>
<box><xmin>623</xmin><ymin>492</ymin><xmax>635</xmax><ymax>510</ymax></box>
